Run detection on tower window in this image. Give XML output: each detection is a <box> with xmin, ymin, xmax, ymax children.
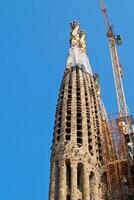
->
<box><xmin>66</xmin><ymin>128</ymin><xmax>71</xmax><ymax>134</ymax></box>
<box><xmin>58</xmin><ymin>116</ymin><xmax>61</xmax><ymax>121</ymax></box>
<box><xmin>57</xmin><ymin>136</ymin><xmax>60</xmax><ymax>141</ymax></box>
<box><xmin>77</xmin><ymin>125</ymin><xmax>82</xmax><ymax>130</ymax></box>
<box><xmin>66</xmin><ymin>122</ymin><xmax>71</xmax><ymax>127</ymax></box>
<box><xmin>57</xmin><ymin>129</ymin><xmax>61</xmax><ymax>134</ymax></box>
<box><xmin>77</xmin><ymin>138</ymin><xmax>82</xmax><ymax>146</ymax></box>
<box><xmin>77</xmin><ymin>163</ymin><xmax>84</xmax><ymax>191</ymax></box>
<box><xmin>77</xmin><ymin>118</ymin><xmax>82</xmax><ymax>124</ymax></box>
<box><xmin>77</xmin><ymin>97</ymin><xmax>81</xmax><ymax>101</ymax></box>
<box><xmin>66</xmin><ymin>160</ymin><xmax>71</xmax><ymax>187</ymax></box>
<box><xmin>66</xmin><ymin>116</ymin><xmax>71</xmax><ymax>121</ymax></box>
<box><xmin>66</xmin><ymin>135</ymin><xmax>71</xmax><ymax>141</ymax></box>
<box><xmin>66</xmin><ymin>195</ymin><xmax>71</xmax><ymax>200</ymax></box>
<box><xmin>67</xmin><ymin>111</ymin><xmax>71</xmax><ymax>115</ymax></box>
<box><xmin>77</xmin><ymin>113</ymin><xmax>81</xmax><ymax>118</ymax></box>
<box><xmin>77</xmin><ymin>92</ymin><xmax>80</xmax><ymax>96</ymax></box>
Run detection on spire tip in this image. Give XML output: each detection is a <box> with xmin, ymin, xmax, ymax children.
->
<box><xmin>70</xmin><ymin>21</ymin><xmax>87</xmax><ymax>53</ymax></box>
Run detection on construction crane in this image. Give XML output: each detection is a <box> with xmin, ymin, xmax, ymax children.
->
<box><xmin>98</xmin><ymin>2</ymin><xmax>134</xmax><ymax>197</ymax></box>
<box><xmin>98</xmin><ymin>0</ymin><xmax>134</xmax><ymax>159</ymax></box>
<box><xmin>98</xmin><ymin>0</ymin><xmax>134</xmax><ymax>156</ymax></box>
<box><xmin>98</xmin><ymin>0</ymin><xmax>128</xmax><ymax>118</ymax></box>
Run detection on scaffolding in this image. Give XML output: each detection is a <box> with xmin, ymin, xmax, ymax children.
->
<box><xmin>101</xmin><ymin>111</ymin><xmax>134</xmax><ymax>199</ymax></box>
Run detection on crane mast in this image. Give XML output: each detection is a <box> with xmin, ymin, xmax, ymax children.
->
<box><xmin>97</xmin><ymin>2</ymin><xmax>134</xmax><ymax>198</ymax></box>
<box><xmin>98</xmin><ymin>0</ymin><xmax>128</xmax><ymax>117</ymax></box>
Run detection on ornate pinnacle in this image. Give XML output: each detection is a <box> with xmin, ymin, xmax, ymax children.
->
<box><xmin>70</xmin><ymin>21</ymin><xmax>87</xmax><ymax>53</ymax></box>
<box><xmin>79</xmin><ymin>30</ymin><xmax>87</xmax><ymax>53</ymax></box>
<box><xmin>70</xmin><ymin>21</ymin><xmax>80</xmax><ymax>47</ymax></box>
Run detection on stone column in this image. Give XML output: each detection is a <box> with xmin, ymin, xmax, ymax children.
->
<box><xmin>49</xmin><ymin>160</ymin><xmax>55</xmax><ymax>200</ymax></box>
<box><xmin>58</xmin><ymin>161</ymin><xmax>66</xmax><ymax>200</ymax></box>
<box><xmin>71</xmin><ymin>162</ymin><xmax>77</xmax><ymax>200</ymax></box>
<box><xmin>83</xmin><ymin>167</ymin><xmax>89</xmax><ymax>200</ymax></box>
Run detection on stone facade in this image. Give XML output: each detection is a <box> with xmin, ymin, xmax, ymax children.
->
<box><xmin>49</xmin><ymin>66</ymin><xmax>105</xmax><ymax>200</ymax></box>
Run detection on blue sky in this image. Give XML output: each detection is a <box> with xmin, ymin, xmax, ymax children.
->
<box><xmin>0</xmin><ymin>0</ymin><xmax>134</xmax><ymax>199</ymax></box>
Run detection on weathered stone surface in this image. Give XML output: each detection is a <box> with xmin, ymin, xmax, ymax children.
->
<box><xmin>49</xmin><ymin>67</ymin><xmax>105</xmax><ymax>200</ymax></box>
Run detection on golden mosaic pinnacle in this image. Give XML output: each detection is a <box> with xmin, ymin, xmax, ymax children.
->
<box><xmin>70</xmin><ymin>21</ymin><xmax>87</xmax><ymax>53</ymax></box>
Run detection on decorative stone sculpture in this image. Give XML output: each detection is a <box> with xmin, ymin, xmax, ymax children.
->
<box><xmin>79</xmin><ymin>30</ymin><xmax>86</xmax><ymax>53</ymax></box>
<box><xmin>70</xmin><ymin>21</ymin><xmax>80</xmax><ymax>47</ymax></box>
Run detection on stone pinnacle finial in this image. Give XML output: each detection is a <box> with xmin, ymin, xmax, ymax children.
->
<box><xmin>70</xmin><ymin>21</ymin><xmax>87</xmax><ymax>53</ymax></box>
<box><xmin>70</xmin><ymin>21</ymin><xmax>80</xmax><ymax>47</ymax></box>
<box><xmin>79</xmin><ymin>30</ymin><xmax>87</xmax><ymax>53</ymax></box>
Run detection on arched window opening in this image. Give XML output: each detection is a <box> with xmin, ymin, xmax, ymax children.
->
<box><xmin>98</xmin><ymin>143</ymin><xmax>101</xmax><ymax>148</ymax></box>
<box><xmin>77</xmin><ymin>118</ymin><xmax>82</xmax><ymax>124</ymax></box>
<box><xmin>66</xmin><ymin>135</ymin><xmax>71</xmax><ymax>141</ymax></box>
<box><xmin>66</xmin><ymin>116</ymin><xmax>71</xmax><ymax>121</ymax></box>
<box><xmin>66</xmin><ymin>128</ymin><xmax>71</xmax><ymax>134</ymax></box>
<box><xmin>77</xmin><ymin>138</ymin><xmax>82</xmax><ymax>147</ymax></box>
<box><xmin>66</xmin><ymin>195</ymin><xmax>71</xmax><ymax>200</ymax></box>
<box><xmin>99</xmin><ymin>149</ymin><xmax>102</xmax><ymax>154</ymax></box>
<box><xmin>57</xmin><ymin>123</ymin><xmax>61</xmax><ymax>127</ymax></box>
<box><xmin>88</xmin><ymin>138</ymin><xmax>92</xmax><ymax>143</ymax></box>
<box><xmin>77</xmin><ymin>125</ymin><xmax>82</xmax><ymax>131</ymax></box>
<box><xmin>67</xmin><ymin>110</ymin><xmax>71</xmax><ymax>115</ymax></box>
<box><xmin>88</xmin><ymin>131</ymin><xmax>92</xmax><ymax>136</ymax></box>
<box><xmin>58</xmin><ymin>116</ymin><xmax>61</xmax><ymax>121</ymax></box>
<box><xmin>77</xmin><ymin>163</ymin><xmax>84</xmax><ymax>191</ymax></box>
<box><xmin>57</xmin><ymin>136</ymin><xmax>60</xmax><ymax>141</ymax></box>
<box><xmin>68</xmin><ymin>94</ymin><xmax>72</xmax><ymax>99</ymax></box>
<box><xmin>77</xmin><ymin>130</ymin><xmax>82</xmax><ymax>147</ymax></box>
<box><xmin>57</xmin><ymin>129</ymin><xmax>61</xmax><ymax>134</ymax></box>
<box><xmin>66</xmin><ymin>160</ymin><xmax>71</xmax><ymax>188</ymax></box>
<box><xmin>66</xmin><ymin>122</ymin><xmax>71</xmax><ymax>127</ymax></box>
<box><xmin>59</xmin><ymin>111</ymin><xmax>62</xmax><ymax>116</ymax></box>
<box><xmin>77</xmin><ymin>113</ymin><xmax>81</xmax><ymax>118</ymax></box>
<box><xmin>86</xmin><ymin>102</ymin><xmax>89</xmax><ymax>106</ymax></box>
<box><xmin>99</xmin><ymin>156</ymin><xmax>102</xmax><ymax>161</ymax></box>
<box><xmin>77</xmin><ymin>92</ymin><xmax>81</xmax><ymax>96</ymax></box>
<box><xmin>89</xmin><ymin>145</ymin><xmax>93</xmax><ymax>155</ymax></box>
<box><xmin>67</xmin><ymin>104</ymin><xmax>71</xmax><ymax>107</ymax></box>
<box><xmin>68</xmin><ymin>90</ymin><xmax>72</xmax><ymax>94</ymax></box>
<box><xmin>87</xmin><ymin>119</ymin><xmax>90</xmax><ymax>124</ymax></box>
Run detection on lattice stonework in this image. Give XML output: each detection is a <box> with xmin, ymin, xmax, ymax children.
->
<box><xmin>49</xmin><ymin>66</ymin><xmax>104</xmax><ymax>200</ymax></box>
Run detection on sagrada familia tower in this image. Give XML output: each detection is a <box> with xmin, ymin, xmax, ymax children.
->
<box><xmin>48</xmin><ymin>22</ymin><xmax>134</xmax><ymax>200</ymax></box>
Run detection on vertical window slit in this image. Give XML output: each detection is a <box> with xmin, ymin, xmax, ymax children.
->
<box><xmin>66</xmin><ymin>159</ymin><xmax>71</xmax><ymax>188</ymax></box>
<box><xmin>66</xmin><ymin>195</ymin><xmax>71</xmax><ymax>200</ymax></box>
<box><xmin>77</xmin><ymin>163</ymin><xmax>84</xmax><ymax>192</ymax></box>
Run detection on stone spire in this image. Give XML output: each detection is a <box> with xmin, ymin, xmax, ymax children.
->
<box><xmin>66</xmin><ymin>21</ymin><xmax>93</xmax><ymax>75</ymax></box>
<box><xmin>49</xmin><ymin>22</ymin><xmax>104</xmax><ymax>200</ymax></box>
